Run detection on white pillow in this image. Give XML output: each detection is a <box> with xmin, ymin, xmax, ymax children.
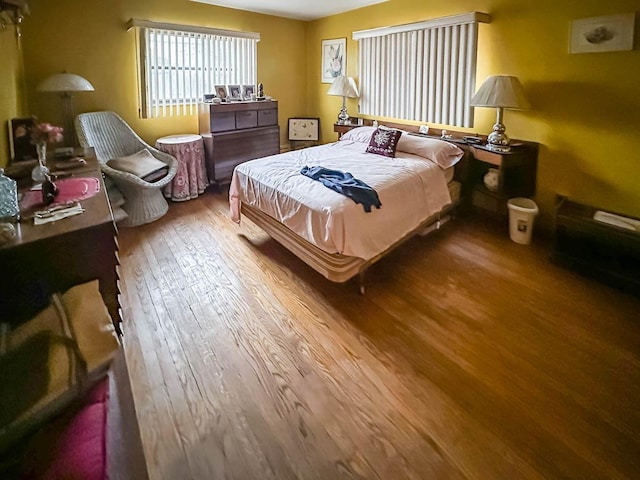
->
<box><xmin>396</xmin><ymin>133</ymin><xmax>464</xmax><ymax>169</ymax></box>
<box><xmin>339</xmin><ymin>126</ymin><xmax>377</xmax><ymax>143</ymax></box>
<box><xmin>107</xmin><ymin>149</ymin><xmax>167</xmax><ymax>179</ymax></box>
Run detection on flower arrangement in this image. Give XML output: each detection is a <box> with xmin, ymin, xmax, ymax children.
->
<box><xmin>30</xmin><ymin>121</ymin><xmax>64</xmax><ymax>145</ymax></box>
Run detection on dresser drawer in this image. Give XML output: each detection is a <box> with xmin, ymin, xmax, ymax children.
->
<box><xmin>203</xmin><ymin>126</ymin><xmax>280</xmax><ymax>182</ymax></box>
<box><xmin>258</xmin><ymin>108</ymin><xmax>277</xmax><ymax>126</ymax></box>
<box><xmin>210</xmin><ymin>111</ymin><xmax>236</xmax><ymax>132</ymax></box>
<box><xmin>235</xmin><ymin>110</ymin><xmax>257</xmax><ymax>129</ymax></box>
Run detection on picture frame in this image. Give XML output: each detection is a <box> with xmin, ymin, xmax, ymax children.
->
<box><xmin>214</xmin><ymin>85</ymin><xmax>228</xmax><ymax>100</ymax></box>
<box><xmin>8</xmin><ymin>117</ymin><xmax>38</xmax><ymax>162</ymax></box>
<box><xmin>321</xmin><ymin>38</ymin><xmax>346</xmax><ymax>83</ymax></box>
<box><xmin>288</xmin><ymin>118</ymin><xmax>320</xmax><ymax>141</ymax></box>
<box><xmin>228</xmin><ymin>84</ymin><xmax>242</xmax><ymax>100</ymax></box>
<box><xmin>242</xmin><ymin>84</ymin><xmax>255</xmax><ymax>100</ymax></box>
<box><xmin>570</xmin><ymin>13</ymin><xmax>635</xmax><ymax>54</ymax></box>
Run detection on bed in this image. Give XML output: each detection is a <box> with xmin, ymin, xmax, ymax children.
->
<box><xmin>229</xmin><ymin>125</ymin><xmax>472</xmax><ymax>292</ymax></box>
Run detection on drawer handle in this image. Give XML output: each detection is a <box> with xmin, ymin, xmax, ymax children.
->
<box><xmin>238</xmin><ymin>112</ymin><xmax>253</xmax><ymax>117</ymax></box>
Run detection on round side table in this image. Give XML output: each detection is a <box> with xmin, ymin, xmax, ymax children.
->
<box><xmin>155</xmin><ymin>134</ymin><xmax>209</xmax><ymax>201</ymax></box>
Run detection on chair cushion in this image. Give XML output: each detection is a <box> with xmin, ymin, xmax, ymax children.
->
<box><xmin>107</xmin><ymin>149</ymin><xmax>168</xmax><ymax>182</ymax></box>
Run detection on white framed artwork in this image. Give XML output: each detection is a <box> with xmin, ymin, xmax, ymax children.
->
<box><xmin>321</xmin><ymin>38</ymin><xmax>346</xmax><ymax>83</ymax></box>
<box><xmin>570</xmin><ymin>13</ymin><xmax>635</xmax><ymax>54</ymax></box>
<box><xmin>288</xmin><ymin>118</ymin><xmax>319</xmax><ymax>141</ymax></box>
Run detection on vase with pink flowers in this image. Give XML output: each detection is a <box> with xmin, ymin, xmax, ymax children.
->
<box><xmin>30</xmin><ymin>121</ymin><xmax>64</xmax><ymax>182</ymax></box>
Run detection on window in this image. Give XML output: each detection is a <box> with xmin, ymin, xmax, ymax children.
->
<box><xmin>129</xmin><ymin>20</ymin><xmax>259</xmax><ymax>118</ymax></box>
<box><xmin>353</xmin><ymin>12</ymin><xmax>490</xmax><ymax>128</ymax></box>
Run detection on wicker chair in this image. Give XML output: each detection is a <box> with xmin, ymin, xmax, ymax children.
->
<box><xmin>75</xmin><ymin>112</ymin><xmax>178</xmax><ymax>227</ymax></box>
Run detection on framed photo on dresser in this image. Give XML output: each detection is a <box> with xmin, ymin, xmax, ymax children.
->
<box><xmin>214</xmin><ymin>85</ymin><xmax>228</xmax><ymax>100</ymax></box>
<box><xmin>228</xmin><ymin>84</ymin><xmax>242</xmax><ymax>100</ymax></box>
<box><xmin>8</xmin><ymin>117</ymin><xmax>38</xmax><ymax>162</ymax></box>
<box><xmin>242</xmin><ymin>84</ymin><xmax>255</xmax><ymax>100</ymax></box>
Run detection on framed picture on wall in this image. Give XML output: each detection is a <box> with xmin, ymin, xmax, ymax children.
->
<box><xmin>570</xmin><ymin>13</ymin><xmax>635</xmax><ymax>54</ymax></box>
<box><xmin>8</xmin><ymin>117</ymin><xmax>38</xmax><ymax>162</ymax></box>
<box><xmin>288</xmin><ymin>118</ymin><xmax>320</xmax><ymax>141</ymax></box>
<box><xmin>321</xmin><ymin>38</ymin><xmax>346</xmax><ymax>83</ymax></box>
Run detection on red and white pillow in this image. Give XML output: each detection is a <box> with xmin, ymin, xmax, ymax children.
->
<box><xmin>365</xmin><ymin>127</ymin><xmax>403</xmax><ymax>158</ymax></box>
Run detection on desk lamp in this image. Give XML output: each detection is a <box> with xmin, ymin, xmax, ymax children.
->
<box><xmin>470</xmin><ymin>75</ymin><xmax>530</xmax><ymax>153</ymax></box>
<box><xmin>37</xmin><ymin>72</ymin><xmax>95</xmax><ymax>147</ymax></box>
<box><xmin>327</xmin><ymin>76</ymin><xmax>359</xmax><ymax>125</ymax></box>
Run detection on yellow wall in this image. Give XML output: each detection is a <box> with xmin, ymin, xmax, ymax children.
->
<box><xmin>18</xmin><ymin>0</ymin><xmax>307</xmax><ymax>150</ymax></box>
<box><xmin>0</xmin><ymin>24</ymin><xmax>26</xmax><ymax>167</ymax></box>
<box><xmin>307</xmin><ymin>0</ymin><xmax>640</xmax><ymax>227</ymax></box>
<box><xmin>5</xmin><ymin>0</ymin><xmax>639</xmax><ymax>229</ymax></box>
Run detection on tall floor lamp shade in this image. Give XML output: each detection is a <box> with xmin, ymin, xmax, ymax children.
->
<box><xmin>37</xmin><ymin>72</ymin><xmax>95</xmax><ymax>147</ymax></box>
<box><xmin>327</xmin><ymin>76</ymin><xmax>359</xmax><ymax>125</ymax></box>
<box><xmin>470</xmin><ymin>75</ymin><xmax>530</xmax><ymax>153</ymax></box>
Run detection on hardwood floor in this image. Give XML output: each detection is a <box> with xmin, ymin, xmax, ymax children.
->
<box><xmin>118</xmin><ymin>190</ymin><xmax>640</xmax><ymax>480</ymax></box>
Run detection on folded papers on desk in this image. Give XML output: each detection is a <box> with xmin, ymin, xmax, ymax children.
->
<box><xmin>33</xmin><ymin>204</ymin><xmax>84</xmax><ymax>225</ymax></box>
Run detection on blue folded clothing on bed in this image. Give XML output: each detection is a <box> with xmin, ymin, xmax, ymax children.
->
<box><xmin>300</xmin><ymin>166</ymin><xmax>382</xmax><ymax>213</ymax></box>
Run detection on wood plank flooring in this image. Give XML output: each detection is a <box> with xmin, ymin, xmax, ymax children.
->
<box><xmin>118</xmin><ymin>190</ymin><xmax>640</xmax><ymax>480</ymax></box>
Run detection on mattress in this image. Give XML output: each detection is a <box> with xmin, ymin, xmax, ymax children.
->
<box><xmin>230</xmin><ymin>141</ymin><xmax>453</xmax><ymax>261</ymax></box>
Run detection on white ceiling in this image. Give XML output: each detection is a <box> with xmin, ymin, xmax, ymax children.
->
<box><xmin>190</xmin><ymin>0</ymin><xmax>389</xmax><ymax>21</ymax></box>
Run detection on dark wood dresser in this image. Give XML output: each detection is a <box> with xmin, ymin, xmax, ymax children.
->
<box><xmin>0</xmin><ymin>153</ymin><xmax>148</xmax><ymax>479</ymax></box>
<box><xmin>552</xmin><ymin>197</ymin><xmax>640</xmax><ymax>296</ymax></box>
<box><xmin>0</xmin><ymin>154</ymin><xmax>121</xmax><ymax>331</ymax></box>
<box><xmin>198</xmin><ymin>100</ymin><xmax>280</xmax><ymax>183</ymax></box>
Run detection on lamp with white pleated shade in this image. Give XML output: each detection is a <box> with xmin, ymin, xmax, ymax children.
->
<box><xmin>327</xmin><ymin>76</ymin><xmax>359</xmax><ymax>125</ymax></box>
<box><xmin>470</xmin><ymin>75</ymin><xmax>530</xmax><ymax>152</ymax></box>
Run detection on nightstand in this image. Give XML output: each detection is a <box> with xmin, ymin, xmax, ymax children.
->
<box><xmin>333</xmin><ymin>122</ymin><xmax>363</xmax><ymax>139</ymax></box>
<box><xmin>469</xmin><ymin>142</ymin><xmax>538</xmax><ymax>218</ymax></box>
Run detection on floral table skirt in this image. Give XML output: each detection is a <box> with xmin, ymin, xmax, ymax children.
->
<box><xmin>155</xmin><ymin>134</ymin><xmax>209</xmax><ymax>201</ymax></box>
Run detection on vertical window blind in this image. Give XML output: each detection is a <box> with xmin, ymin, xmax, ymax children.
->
<box><xmin>353</xmin><ymin>12</ymin><xmax>490</xmax><ymax>128</ymax></box>
<box><xmin>128</xmin><ymin>20</ymin><xmax>259</xmax><ymax>119</ymax></box>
